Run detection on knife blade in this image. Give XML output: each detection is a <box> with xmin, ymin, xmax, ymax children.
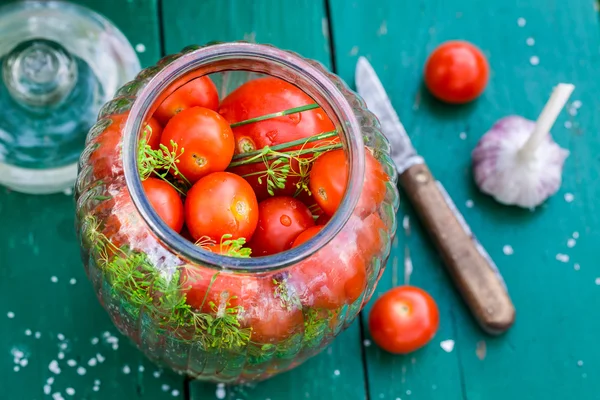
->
<box><xmin>355</xmin><ymin>57</ymin><xmax>515</xmax><ymax>334</ymax></box>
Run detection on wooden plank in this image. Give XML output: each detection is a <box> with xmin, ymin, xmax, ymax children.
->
<box><xmin>162</xmin><ymin>1</ymin><xmax>368</xmax><ymax>399</ymax></box>
<box><xmin>329</xmin><ymin>0</ymin><xmax>600</xmax><ymax>399</ymax></box>
<box><xmin>0</xmin><ymin>0</ymin><xmax>186</xmax><ymax>398</ymax></box>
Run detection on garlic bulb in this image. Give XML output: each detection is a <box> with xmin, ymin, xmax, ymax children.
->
<box><xmin>472</xmin><ymin>83</ymin><xmax>574</xmax><ymax>209</ymax></box>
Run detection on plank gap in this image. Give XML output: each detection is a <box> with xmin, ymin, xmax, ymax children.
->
<box><xmin>324</xmin><ymin>0</ymin><xmax>339</xmax><ymax>73</ymax></box>
<box><xmin>157</xmin><ymin>0</ymin><xmax>167</xmax><ymax>56</ymax></box>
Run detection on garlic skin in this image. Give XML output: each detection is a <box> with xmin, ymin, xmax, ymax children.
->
<box><xmin>472</xmin><ymin>115</ymin><xmax>569</xmax><ymax>208</ymax></box>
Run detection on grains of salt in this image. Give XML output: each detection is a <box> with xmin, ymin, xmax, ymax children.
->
<box><xmin>69</xmin><ymin>278</ymin><xmax>76</xmax><ymax>285</ymax></box>
<box><xmin>58</xmin><ymin>352</ymin><xmax>64</xmax><ymax>360</ymax></box>
<box><xmin>7</xmin><ymin>311</ymin><xmax>14</xmax><ymax>319</ymax></box>
<box><xmin>334</xmin><ymin>370</ymin><xmax>340</xmax><ymax>376</ymax></box>
<box><xmin>44</xmin><ymin>385</ymin><xmax>51</xmax><ymax>395</ymax></box>
<box><xmin>440</xmin><ymin>339</ymin><xmax>455</xmax><ymax>352</ymax></box>
<box><xmin>47</xmin><ymin>377</ymin><xmax>54</xmax><ymax>385</ymax></box>
<box><xmin>153</xmin><ymin>371</ymin><xmax>161</xmax><ymax>378</ymax></box>
<box><xmin>556</xmin><ymin>254</ymin><xmax>570</xmax><ymax>263</ymax></box>
<box><xmin>529</xmin><ymin>56</ymin><xmax>539</xmax><ymax>66</ymax></box>
<box><xmin>466</xmin><ymin>199</ymin><xmax>474</xmax><ymax>208</ymax></box>
<box><xmin>138</xmin><ymin>365</ymin><xmax>145</xmax><ymax>372</ymax></box>
<box><xmin>91</xmin><ymin>337</ymin><xmax>99</xmax><ymax>345</ymax></box>
<box><xmin>49</xmin><ymin>360</ymin><xmax>61</xmax><ymax>374</ymax></box>
<box><xmin>406</xmin><ymin>390</ymin><xmax>412</xmax><ymax>395</ymax></box>
<box><xmin>35</xmin><ymin>332</ymin><xmax>41</xmax><ymax>339</ymax></box>
<box><xmin>577</xmin><ymin>360</ymin><xmax>584</xmax><ymax>366</ymax></box>
<box><xmin>19</xmin><ymin>359</ymin><xmax>28</xmax><ymax>367</ymax></box>
<box><xmin>135</xmin><ymin>43</ymin><xmax>146</xmax><ymax>53</ymax></box>
<box><xmin>574</xmin><ymin>263</ymin><xmax>581</xmax><ymax>271</ymax></box>
<box><xmin>162</xmin><ymin>384</ymin><xmax>170</xmax><ymax>392</ymax></box>
<box><xmin>526</xmin><ymin>37</ymin><xmax>535</xmax><ymax>46</ymax></box>
<box><xmin>573</xmin><ymin>232</ymin><xmax>580</xmax><ymax>239</ymax></box>
<box><xmin>13</xmin><ymin>366</ymin><xmax>19</xmax><ymax>372</ymax></box>
<box><xmin>96</xmin><ymin>353</ymin><xmax>105</xmax><ymax>363</ymax></box>
<box><xmin>122</xmin><ymin>365</ymin><xmax>131</xmax><ymax>374</ymax></box>
<box><xmin>595</xmin><ymin>278</ymin><xmax>600</xmax><ymax>285</ymax></box>
<box><xmin>363</xmin><ymin>339</ymin><xmax>372</xmax><ymax>347</ymax></box>
<box><xmin>66</xmin><ymin>388</ymin><xmax>75</xmax><ymax>396</ymax></box>
<box><xmin>459</xmin><ymin>132</ymin><xmax>467</xmax><ymax>140</ymax></box>
<box><xmin>564</xmin><ymin>121</ymin><xmax>572</xmax><ymax>129</ymax></box>
<box><xmin>88</xmin><ymin>358</ymin><xmax>97</xmax><ymax>367</ymax></box>
<box><xmin>77</xmin><ymin>366</ymin><xmax>86</xmax><ymax>375</ymax></box>
<box><xmin>93</xmin><ymin>386</ymin><xmax>100</xmax><ymax>392</ymax></box>
<box><xmin>517</xmin><ymin>17</ymin><xmax>526</xmax><ymax>27</ymax></box>
<box><xmin>216</xmin><ymin>383</ymin><xmax>226</xmax><ymax>399</ymax></box>
<box><xmin>25</xmin><ymin>329</ymin><xmax>32</xmax><ymax>336</ymax></box>
<box><xmin>567</xmin><ymin>238</ymin><xmax>576</xmax><ymax>248</ymax></box>
<box><xmin>171</xmin><ymin>389</ymin><xmax>180</xmax><ymax>397</ymax></box>
<box><xmin>51</xmin><ymin>276</ymin><xmax>58</xmax><ymax>283</ymax></box>
<box><xmin>503</xmin><ymin>245</ymin><xmax>514</xmax><ymax>255</ymax></box>
<box><xmin>67</xmin><ymin>359</ymin><xmax>77</xmax><ymax>367</ymax></box>
<box><xmin>573</xmin><ymin>100</ymin><xmax>582</xmax><ymax>109</ymax></box>
<box><xmin>564</xmin><ymin>193</ymin><xmax>574</xmax><ymax>202</ymax></box>
<box><xmin>57</xmin><ymin>333</ymin><xmax>65</xmax><ymax>341</ymax></box>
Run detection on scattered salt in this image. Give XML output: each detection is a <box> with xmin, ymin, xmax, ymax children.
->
<box><xmin>459</xmin><ymin>132</ymin><xmax>467</xmax><ymax>140</ymax></box>
<box><xmin>102</xmin><ymin>331</ymin><xmax>111</xmax><ymax>338</ymax></box>
<box><xmin>216</xmin><ymin>383</ymin><xmax>226</xmax><ymax>399</ymax></box>
<box><xmin>88</xmin><ymin>358</ymin><xmax>97</xmax><ymax>367</ymax></box>
<box><xmin>67</xmin><ymin>359</ymin><xmax>77</xmax><ymax>367</ymax></box>
<box><xmin>517</xmin><ymin>17</ymin><xmax>526</xmax><ymax>27</ymax></box>
<box><xmin>568</xmin><ymin>107</ymin><xmax>578</xmax><ymax>116</ymax></box>
<box><xmin>44</xmin><ymin>385</ymin><xmax>52</xmax><ymax>395</ymax></box>
<box><xmin>94</xmin><ymin>379</ymin><xmax>101</xmax><ymax>386</ymax></box>
<box><xmin>135</xmin><ymin>43</ymin><xmax>146</xmax><ymax>53</ymax></box>
<box><xmin>556</xmin><ymin>254</ymin><xmax>570</xmax><ymax>263</ymax></box>
<box><xmin>171</xmin><ymin>389</ymin><xmax>180</xmax><ymax>397</ymax></box>
<box><xmin>138</xmin><ymin>365</ymin><xmax>145</xmax><ymax>372</ymax></box>
<box><xmin>51</xmin><ymin>276</ymin><xmax>58</xmax><ymax>283</ymax></box>
<box><xmin>572</xmin><ymin>100</ymin><xmax>582</xmax><ymax>109</ymax></box>
<box><xmin>573</xmin><ymin>232</ymin><xmax>580</xmax><ymax>239</ymax></box>
<box><xmin>465</xmin><ymin>199</ymin><xmax>474</xmax><ymax>208</ymax></box>
<box><xmin>363</xmin><ymin>339</ymin><xmax>372</xmax><ymax>347</ymax></box>
<box><xmin>162</xmin><ymin>384</ymin><xmax>170</xmax><ymax>392</ymax></box>
<box><xmin>69</xmin><ymin>278</ymin><xmax>77</xmax><ymax>285</ymax></box>
<box><xmin>564</xmin><ymin>193</ymin><xmax>574</xmax><ymax>202</ymax></box>
<box><xmin>564</xmin><ymin>121</ymin><xmax>572</xmax><ymax>129</ymax></box>
<box><xmin>63</xmin><ymin>187</ymin><xmax>73</xmax><ymax>196</ymax></box>
<box><xmin>334</xmin><ymin>369</ymin><xmax>340</xmax><ymax>376</ymax></box>
<box><xmin>93</xmin><ymin>386</ymin><xmax>100</xmax><ymax>392</ymax></box>
<box><xmin>122</xmin><ymin>365</ymin><xmax>131</xmax><ymax>374</ymax></box>
<box><xmin>112</xmin><ymin>344</ymin><xmax>119</xmax><ymax>350</ymax></box>
<box><xmin>503</xmin><ymin>245</ymin><xmax>514</xmax><ymax>255</ymax></box>
<box><xmin>7</xmin><ymin>311</ymin><xmax>14</xmax><ymax>319</ymax></box>
<box><xmin>52</xmin><ymin>392</ymin><xmax>64</xmax><ymax>400</ymax></box>
<box><xmin>59</xmin><ymin>343</ymin><xmax>67</xmax><ymax>350</ymax></box>
<box><xmin>91</xmin><ymin>337</ymin><xmax>99</xmax><ymax>345</ymax></box>
<box><xmin>47</xmin><ymin>377</ymin><xmax>54</xmax><ymax>385</ymax></box>
<box><xmin>58</xmin><ymin>352</ymin><xmax>64</xmax><ymax>360</ymax></box>
<box><xmin>595</xmin><ymin>278</ymin><xmax>600</xmax><ymax>285</ymax></box>
<box><xmin>13</xmin><ymin>366</ymin><xmax>19</xmax><ymax>372</ymax></box>
<box><xmin>153</xmin><ymin>370</ymin><xmax>162</xmax><ymax>378</ymax></box>
<box><xmin>406</xmin><ymin>390</ymin><xmax>412</xmax><ymax>395</ymax></box>
<box><xmin>574</xmin><ymin>263</ymin><xmax>581</xmax><ymax>271</ymax></box>
<box><xmin>76</xmin><ymin>366</ymin><xmax>86</xmax><ymax>375</ymax></box>
<box><xmin>577</xmin><ymin>360</ymin><xmax>584</xmax><ymax>366</ymax></box>
<box><xmin>529</xmin><ymin>56</ymin><xmax>539</xmax><ymax>66</ymax></box>
<box><xmin>526</xmin><ymin>37</ymin><xmax>535</xmax><ymax>46</ymax></box>
<box><xmin>96</xmin><ymin>353</ymin><xmax>105</xmax><ymax>363</ymax></box>
<box><xmin>349</xmin><ymin>46</ymin><xmax>359</xmax><ymax>56</ymax></box>
<box><xmin>567</xmin><ymin>238</ymin><xmax>576</xmax><ymax>248</ymax></box>
<box><xmin>66</xmin><ymin>388</ymin><xmax>75</xmax><ymax>396</ymax></box>
<box><xmin>57</xmin><ymin>333</ymin><xmax>65</xmax><ymax>341</ymax></box>
<box><xmin>440</xmin><ymin>339</ymin><xmax>455</xmax><ymax>352</ymax></box>
<box><xmin>25</xmin><ymin>329</ymin><xmax>32</xmax><ymax>336</ymax></box>
<box><xmin>35</xmin><ymin>332</ymin><xmax>41</xmax><ymax>339</ymax></box>
<box><xmin>19</xmin><ymin>359</ymin><xmax>28</xmax><ymax>367</ymax></box>
<box><xmin>49</xmin><ymin>360</ymin><xmax>61</xmax><ymax>374</ymax></box>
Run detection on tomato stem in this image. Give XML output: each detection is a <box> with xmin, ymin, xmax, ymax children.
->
<box><xmin>229</xmin><ymin>103</ymin><xmax>320</xmax><ymax>128</ymax></box>
<box><xmin>232</xmin><ymin>130</ymin><xmax>338</xmax><ymax>161</ymax></box>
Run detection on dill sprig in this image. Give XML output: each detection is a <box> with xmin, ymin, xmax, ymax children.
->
<box><xmin>273</xmin><ymin>275</ymin><xmax>302</xmax><ymax>311</ymax></box>
<box><xmin>195</xmin><ymin>234</ymin><xmax>252</xmax><ymax>258</ymax></box>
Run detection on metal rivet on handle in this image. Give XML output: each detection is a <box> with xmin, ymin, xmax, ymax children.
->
<box><xmin>415</xmin><ymin>172</ymin><xmax>429</xmax><ymax>183</ymax></box>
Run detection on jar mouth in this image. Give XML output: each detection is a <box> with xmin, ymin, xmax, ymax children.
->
<box><xmin>123</xmin><ymin>42</ymin><xmax>365</xmax><ymax>272</ymax></box>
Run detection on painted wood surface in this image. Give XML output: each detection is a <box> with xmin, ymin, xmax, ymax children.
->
<box><xmin>1</xmin><ymin>0</ymin><xmax>599</xmax><ymax>398</ymax></box>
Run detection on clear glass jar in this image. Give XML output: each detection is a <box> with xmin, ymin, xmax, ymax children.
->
<box><xmin>74</xmin><ymin>42</ymin><xmax>399</xmax><ymax>383</ymax></box>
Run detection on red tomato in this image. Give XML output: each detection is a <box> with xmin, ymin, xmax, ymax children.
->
<box><xmin>247</xmin><ymin>197</ymin><xmax>315</xmax><ymax>256</ymax></box>
<box><xmin>424</xmin><ymin>41</ymin><xmax>489</xmax><ymax>104</ymax></box>
<box><xmin>292</xmin><ymin>225</ymin><xmax>324</xmax><ymax>248</ymax></box>
<box><xmin>184</xmin><ymin>172</ymin><xmax>259</xmax><ymax>242</ymax></box>
<box><xmin>89</xmin><ymin>114</ymin><xmax>127</xmax><ymax>179</ymax></box>
<box><xmin>368</xmin><ymin>286</ymin><xmax>440</xmax><ymax>354</ymax></box>
<box><xmin>357</xmin><ymin>213</ymin><xmax>387</xmax><ymax>261</ymax></box>
<box><xmin>290</xmin><ymin>222</ymin><xmax>367</xmax><ymax>309</ymax></box>
<box><xmin>141</xmin><ymin>178</ymin><xmax>184</xmax><ymax>232</ymax></box>
<box><xmin>309</xmin><ymin>148</ymin><xmax>388</xmax><ymax>218</ymax></box>
<box><xmin>181</xmin><ymin>266</ymin><xmax>260</xmax><ymax>313</ymax></box>
<box><xmin>153</xmin><ymin>76</ymin><xmax>219</xmax><ymax>125</ymax></box>
<box><xmin>160</xmin><ymin>107</ymin><xmax>235</xmax><ymax>183</ymax></box>
<box><xmin>219</xmin><ymin>77</ymin><xmax>335</xmax><ymax>200</ymax></box>
<box><xmin>245</xmin><ymin>281</ymin><xmax>304</xmax><ymax>343</ymax></box>
<box><xmin>145</xmin><ymin>117</ymin><xmax>163</xmax><ymax>151</ymax></box>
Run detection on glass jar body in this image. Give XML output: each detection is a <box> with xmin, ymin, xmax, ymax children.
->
<box><xmin>74</xmin><ymin>43</ymin><xmax>399</xmax><ymax>383</ymax></box>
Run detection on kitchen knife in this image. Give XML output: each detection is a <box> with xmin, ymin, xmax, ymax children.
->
<box><xmin>355</xmin><ymin>56</ymin><xmax>515</xmax><ymax>334</ymax></box>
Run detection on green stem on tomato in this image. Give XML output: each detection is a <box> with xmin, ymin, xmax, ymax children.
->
<box><xmin>229</xmin><ymin>103</ymin><xmax>320</xmax><ymax>128</ymax></box>
<box><xmin>232</xmin><ymin>130</ymin><xmax>338</xmax><ymax>161</ymax></box>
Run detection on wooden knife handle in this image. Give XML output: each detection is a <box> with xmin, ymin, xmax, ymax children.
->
<box><xmin>399</xmin><ymin>163</ymin><xmax>515</xmax><ymax>334</ymax></box>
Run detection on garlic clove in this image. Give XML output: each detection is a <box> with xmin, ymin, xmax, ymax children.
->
<box><xmin>472</xmin><ymin>115</ymin><xmax>569</xmax><ymax>209</ymax></box>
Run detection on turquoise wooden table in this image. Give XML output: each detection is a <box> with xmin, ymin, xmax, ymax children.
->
<box><xmin>1</xmin><ymin>0</ymin><xmax>599</xmax><ymax>399</ymax></box>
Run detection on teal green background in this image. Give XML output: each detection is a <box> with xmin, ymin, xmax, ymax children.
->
<box><xmin>1</xmin><ymin>0</ymin><xmax>599</xmax><ymax>399</ymax></box>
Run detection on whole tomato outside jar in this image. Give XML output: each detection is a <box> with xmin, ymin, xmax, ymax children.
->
<box><xmin>74</xmin><ymin>42</ymin><xmax>399</xmax><ymax>383</ymax></box>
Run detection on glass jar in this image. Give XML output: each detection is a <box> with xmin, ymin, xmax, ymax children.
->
<box><xmin>74</xmin><ymin>42</ymin><xmax>399</xmax><ymax>383</ymax></box>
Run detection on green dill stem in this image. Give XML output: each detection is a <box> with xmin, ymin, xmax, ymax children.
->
<box><xmin>229</xmin><ymin>143</ymin><xmax>342</xmax><ymax>168</ymax></box>
<box><xmin>232</xmin><ymin>130</ymin><xmax>338</xmax><ymax>161</ymax></box>
<box><xmin>150</xmin><ymin>171</ymin><xmax>187</xmax><ymax>196</ymax></box>
<box><xmin>230</xmin><ymin>103</ymin><xmax>320</xmax><ymax>128</ymax></box>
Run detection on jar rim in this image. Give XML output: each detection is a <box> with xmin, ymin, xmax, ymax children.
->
<box><xmin>123</xmin><ymin>42</ymin><xmax>365</xmax><ymax>272</ymax></box>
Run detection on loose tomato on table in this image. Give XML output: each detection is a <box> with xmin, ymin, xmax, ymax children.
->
<box><xmin>219</xmin><ymin>77</ymin><xmax>336</xmax><ymax>200</ymax></box>
<box><xmin>153</xmin><ymin>76</ymin><xmax>219</xmax><ymax>125</ymax></box>
<box><xmin>424</xmin><ymin>40</ymin><xmax>489</xmax><ymax>104</ymax></box>
<box><xmin>368</xmin><ymin>286</ymin><xmax>440</xmax><ymax>354</ymax></box>
<box><xmin>247</xmin><ymin>196</ymin><xmax>315</xmax><ymax>256</ymax></box>
<box><xmin>309</xmin><ymin>148</ymin><xmax>388</xmax><ymax>218</ymax></box>
<box><xmin>141</xmin><ymin>177</ymin><xmax>184</xmax><ymax>233</ymax></box>
<box><xmin>184</xmin><ymin>172</ymin><xmax>259</xmax><ymax>242</ymax></box>
<box><xmin>160</xmin><ymin>107</ymin><xmax>235</xmax><ymax>183</ymax></box>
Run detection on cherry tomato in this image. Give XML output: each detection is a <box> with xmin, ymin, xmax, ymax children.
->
<box><xmin>160</xmin><ymin>107</ymin><xmax>235</xmax><ymax>183</ymax></box>
<box><xmin>290</xmin><ymin>221</ymin><xmax>367</xmax><ymax>309</ymax></box>
<box><xmin>247</xmin><ymin>196</ymin><xmax>315</xmax><ymax>256</ymax></box>
<box><xmin>368</xmin><ymin>286</ymin><xmax>440</xmax><ymax>354</ymax></box>
<box><xmin>292</xmin><ymin>225</ymin><xmax>324</xmax><ymax>248</ymax></box>
<box><xmin>154</xmin><ymin>76</ymin><xmax>219</xmax><ymax>125</ymax></box>
<box><xmin>219</xmin><ymin>77</ymin><xmax>335</xmax><ymax>200</ymax></box>
<box><xmin>181</xmin><ymin>266</ymin><xmax>260</xmax><ymax>313</ymax></box>
<box><xmin>145</xmin><ymin>117</ymin><xmax>163</xmax><ymax>151</ymax></box>
<box><xmin>309</xmin><ymin>148</ymin><xmax>388</xmax><ymax>218</ymax></box>
<box><xmin>141</xmin><ymin>177</ymin><xmax>184</xmax><ymax>232</ymax></box>
<box><xmin>184</xmin><ymin>172</ymin><xmax>259</xmax><ymax>242</ymax></box>
<box><xmin>357</xmin><ymin>213</ymin><xmax>387</xmax><ymax>261</ymax></box>
<box><xmin>424</xmin><ymin>41</ymin><xmax>489</xmax><ymax>104</ymax></box>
